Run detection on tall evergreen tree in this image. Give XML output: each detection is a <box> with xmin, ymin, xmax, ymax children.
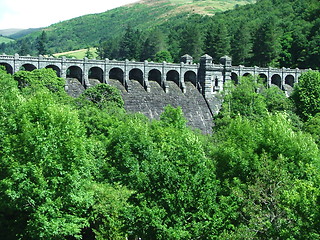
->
<box><xmin>36</xmin><ymin>31</ymin><xmax>48</xmax><ymax>55</ymax></box>
<box><xmin>18</xmin><ymin>39</ymin><xmax>31</xmax><ymax>56</ymax></box>
<box><xmin>97</xmin><ymin>38</ymin><xmax>120</xmax><ymax>60</ymax></box>
<box><xmin>205</xmin><ymin>21</ymin><xmax>231</xmax><ymax>62</ymax></box>
<box><xmin>118</xmin><ymin>26</ymin><xmax>143</xmax><ymax>60</ymax></box>
<box><xmin>179</xmin><ymin>24</ymin><xmax>203</xmax><ymax>60</ymax></box>
<box><xmin>252</xmin><ymin>17</ymin><xmax>281</xmax><ymax>67</ymax></box>
<box><xmin>141</xmin><ymin>29</ymin><xmax>166</xmax><ymax>60</ymax></box>
<box><xmin>230</xmin><ymin>23</ymin><xmax>252</xmax><ymax>65</ymax></box>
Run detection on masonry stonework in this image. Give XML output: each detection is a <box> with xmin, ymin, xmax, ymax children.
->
<box><xmin>0</xmin><ymin>54</ymin><xmax>309</xmax><ymax>133</ymax></box>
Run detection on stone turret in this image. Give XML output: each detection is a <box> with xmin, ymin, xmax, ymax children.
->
<box><xmin>199</xmin><ymin>54</ymin><xmax>214</xmax><ymax>99</ymax></box>
<box><xmin>180</xmin><ymin>54</ymin><xmax>193</xmax><ymax>64</ymax></box>
<box><xmin>220</xmin><ymin>55</ymin><xmax>232</xmax><ymax>86</ymax></box>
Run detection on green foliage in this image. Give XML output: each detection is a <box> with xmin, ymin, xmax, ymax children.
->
<box><xmin>0</xmin><ymin>88</ymin><xmax>94</xmax><ymax>239</ymax></box>
<box><xmin>36</xmin><ymin>31</ymin><xmax>48</xmax><ymax>55</ymax></box>
<box><xmin>119</xmin><ymin>26</ymin><xmax>143</xmax><ymax>61</ymax></box>
<box><xmin>291</xmin><ymin>71</ymin><xmax>320</xmax><ymax>120</ymax></box>
<box><xmin>2</xmin><ymin>0</ymin><xmax>319</xmax><ymax>69</ymax></box>
<box><xmin>90</xmin><ymin>183</ymin><xmax>133</xmax><ymax>240</ymax></box>
<box><xmin>303</xmin><ymin>113</ymin><xmax>320</xmax><ymax>145</ymax></box>
<box><xmin>252</xmin><ymin>16</ymin><xmax>281</xmax><ymax>67</ymax></box>
<box><xmin>260</xmin><ymin>85</ymin><xmax>294</xmax><ymax>112</ymax></box>
<box><xmin>217</xmin><ymin>76</ymin><xmax>267</xmax><ymax>120</ymax></box>
<box><xmin>13</xmin><ymin>68</ymin><xmax>65</xmax><ymax>93</ymax></box>
<box><xmin>159</xmin><ymin>105</ymin><xmax>187</xmax><ymax>129</ymax></box>
<box><xmin>210</xmin><ymin>113</ymin><xmax>320</xmax><ymax>238</ymax></box>
<box><xmin>79</xmin><ymin>83</ymin><xmax>124</xmax><ymax>109</ymax></box>
<box><xmin>205</xmin><ymin>21</ymin><xmax>231</xmax><ymax>62</ymax></box>
<box><xmin>179</xmin><ymin>23</ymin><xmax>203</xmax><ymax>59</ymax></box>
<box><xmin>101</xmin><ymin>116</ymin><xmax>220</xmax><ymax>239</ymax></box>
<box><xmin>153</xmin><ymin>50</ymin><xmax>174</xmax><ymax>63</ymax></box>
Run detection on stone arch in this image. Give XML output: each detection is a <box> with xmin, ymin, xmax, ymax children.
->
<box><xmin>129</xmin><ymin>68</ymin><xmax>144</xmax><ymax>87</ymax></box>
<box><xmin>166</xmin><ymin>70</ymin><xmax>180</xmax><ymax>87</ymax></box>
<box><xmin>109</xmin><ymin>67</ymin><xmax>124</xmax><ymax>83</ymax></box>
<box><xmin>231</xmin><ymin>72</ymin><xmax>239</xmax><ymax>84</ymax></box>
<box><xmin>89</xmin><ymin>67</ymin><xmax>103</xmax><ymax>83</ymax></box>
<box><xmin>271</xmin><ymin>74</ymin><xmax>282</xmax><ymax>88</ymax></box>
<box><xmin>258</xmin><ymin>73</ymin><xmax>268</xmax><ymax>86</ymax></box>
<box><xmin>46</xmin><ymin>65</ymin><xmax>61</xmax><ymax>77</ymax></box>
<box><xmin>0</xmin><ymin>62</ymin><xmax>13</xmax><ymax>74</ymax></box>
<box><xmin>285</xmin><ymin>74</ymin><xmax>294</xmax><ymax>87</ymax></box>
<box><xmin>21</xmin><ymin>63</ymin><xmax>36</xmax><ymax>71</ymax></box>
<box><xmin>243</xmin><ymin>72</ymin><xmax>252</xmax><ymax>77</ymax></box>
<box><xmin>184</xmin><ymin>71</ymin><xmax>197</xmax><ymax>87</ymax></box>
<box><xmin>148</xmin><ymin>69</ymin><xmax>162</xmax><ymax>88</ymax></box>
<box><xmin>67</xmin><ymin>66</ymin><xmax>83</xmax><ymax>84</ymax></box>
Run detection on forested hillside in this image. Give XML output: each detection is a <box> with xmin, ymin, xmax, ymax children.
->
<box><xmin>0</xmin><ymin>0</ymin><xmax>254</xmax><ymax>56</ymax></box>
<box><xmin>96</xmin><ymin>0</ymin><xmax>320</xmax><ymax>69</ymax></box>
<box><xmin>1</xmin><ymin>0</ymin><xmax>319</xmax><ymax>69</ymax></box>
<box><xmin>1</xmin><ymin>64</ymin><xmax>320</xmax><ymax>239</ymax></box>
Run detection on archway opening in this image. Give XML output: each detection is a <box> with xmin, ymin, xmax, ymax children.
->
<box><xmin>109</xmin><ymin>68</ymin><xmax>124</xmax><ymax>82</ymax></box>
<box><xmin>0</xmin><ymin>63</ymin><xmax>13</xmax><ymax>74</ymax></box>
<box><xmin>67</xmin><ymin>66</ymin><xmax>83</xmax><ymax>84</ymax></box>
<box><xmin>271</xmin><ymin>74</ymin><xmax>282</xmax><ymax>89</ymax></box>
<box><xmin>89</xmin><ymin>67</ymin><xmax>104</xmax><ymax>83</ymax></box>
<box><xmin>184</xmin><ymin>71</ymin><xmax>197</xmax><ymax>88</ymax></box>
<box><xmin>166</xmin><ymin>70</ymin><xmax>180</xmax><ymax>88</ymax></box>
<box><xmin>129</xmin><ymin>68</ymin><xmax>144</xmax><ymax>88</ymax></box>
<box><xmin>46</xmin><ymin>65</ymin><xmax>61</xmax><ymax>77</ymax></box>
<box><xmin>243</xmin><ymin>72</ymin><xmax>252</xmax><ymax>77</ymax></box>
<box><xmin>285</xmin><ymin>75</ymin><xmax>294</xmax><ymax>87</ymax></box>
<box><xmin>258</xmin><ymin>73</ymin><xmax>268</xmax><ymax>86</ymax></box>
<box><xmin>21</xmin><ymin>64</ymin><xmax>36</xmax><ymax>71</ymax></box>
<box><xmin>148</xmin><ymin>69</ymin><xmax>162</xmax><ymax>88</ymax></box>
<box><xmin>231</xmin><ymin>72</ymin><xmax>239</xmax><ymax>85</ymax></box>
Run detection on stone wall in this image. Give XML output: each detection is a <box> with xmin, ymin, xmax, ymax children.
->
<box><xmin>108</xmin><ymin>79</ymin><xmax>214</xmax><ymax>134</ymax></box>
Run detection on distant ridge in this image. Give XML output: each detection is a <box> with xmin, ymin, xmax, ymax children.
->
<box><xmin>0</xmin><ymin>0</ymin><xmax>255</xmax><ymax>55</ymax></box>
<box><xmin>0</xmin><ymin>28</ymin><xmax>42</xmax><ymax>39</ymax></box>
<box><xmin>0</xmin><ymin>29</ymin><xmax>24</xmax><ymax>37</ymax></box>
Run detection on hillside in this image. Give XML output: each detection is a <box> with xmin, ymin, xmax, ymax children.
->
<box><xmin>0</xmin><ymin>36</ymin><xmax>14</xmax><ymax>44</ymax></box>
<box><xmin>0</xmin><ymin>0</ymin><xmax>255</xmax><ymax>54</ymax></box>
<box><xmin>0</xmin><ymin>29</ymin><xmax>24</xmax><ymax>37</ymax></box>
<box><xmin>0</xmin><ymin>0</ymin><xmax>318</xmax><ymax>70</ymax></box>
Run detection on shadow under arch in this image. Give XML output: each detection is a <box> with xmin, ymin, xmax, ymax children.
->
<box><xmin>129</xmin><ymin>68</ymin><xmax>144</xmax><ymax>88</ymax></box>
<box><xmin>184</xmin><ymin>71</ymin><xmax>197</xmax><ymax>88</ymax></box>
<box><xmin>258</xmin><ymin>73</ymin><xmax>268</xmax><ymax>86</ymax></box>
<box><xmin>285</xmin><ymin>74</ymin><xmax>294</xmax><ymax>87</ymax></box>
<box><xmin>148</xmin><ymin>69</ymin><xmax>163</xmax><ymax>90</ymax></box>
<box><xmin>21</xmin><ymin>64</ymin><xmax>37</xmax><ymax>71</ymax></box>
<box><xmin>67</xmin><ymin>66</ymin><xmax>83</xmax><ymax>85</ymax></box>
<box><xmin>89</xmin><ymin>67</ymin><xmax>104</xmax><ymax>83</ymax></box>
<box><xmin>271</xmin><ymin>74</ymin><xmax>282</xmax><ymax>89</ymax></box>
<box><xmin>231</xmin><ymin>72</ymin><xmax>239</xmax><ymax>85</ymax></box>
<box><xmin>109</xmin><ymin>67</ymin><xmax>124</xmax><ymax>83</ymax></box>
<box><xmin>46</xmin><ymin>65</ymin><xmax>61</xmax><ymax>77</ymax></box>
<box><xmin>243</xmin><ymin>72</ymin><xmax>252</xmax><ymax>77</ymax></box>
<box><xmin>0</xmin><ymin>62</ymin><xmax>13</xmax><ymax>74</ymax></box>
<box><xmin>166</xmin><ymin>70</ymin><xmax>180</xmax><ymax>88</ymax></box>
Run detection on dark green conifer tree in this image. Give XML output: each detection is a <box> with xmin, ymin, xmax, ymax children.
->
<box><xmin>204</xmin><ymin>21</ymin><xmax>231</xmax><ymax>62</ymax></box>
<box><xmin>36</xmin><ymin>31</ymin><xmax>48</xmax><ymax>55</ymax></box>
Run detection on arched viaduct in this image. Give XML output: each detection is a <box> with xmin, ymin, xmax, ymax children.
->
<box><xmin>231</xmin><ymin>65</ymin><xmax>305</xmax><ymax>89</ymax></box>
<box><xmin>0</xmin><ymin>53</ymin><xmax>309</xmax><ymax>96</ymax></box>
<box><xmin>0</xmin><ymin>53</ymin><xmax>199</xmax><ymax>94</ymax></box>
<box><xmin>0</xmin><ymin>53</ymin><xmax>311</xmax><ymax>133</ymax></box>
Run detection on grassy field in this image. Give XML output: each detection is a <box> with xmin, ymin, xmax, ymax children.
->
<box><xmin>0</xmin><ymin>36</ymin><xmax>14</xmax><ymax>44</ymax></box>
<box><xmin>145</xmin><ymin>0</ymin><xmax>256</xmax><ymax>15</ymax></box>
<box><xmin>53</xmin><ymin>48</ymin><xmax>98</xmax><ymax>59</ymax></box>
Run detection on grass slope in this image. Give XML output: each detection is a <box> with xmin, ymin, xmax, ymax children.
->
<box><xmin>53</xmin><ymin>48</ymin><xmax>98</xmax><ymax>59</ymax></box>
<box><xmin>24</xmin><ymin>0</ymin><xmax>255</xmax><ymax>53</ymax></box>
<box><xmin>0</xmin><ymin>36</ymin><xmax>14</xmax><ymax>44</ymax></box>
